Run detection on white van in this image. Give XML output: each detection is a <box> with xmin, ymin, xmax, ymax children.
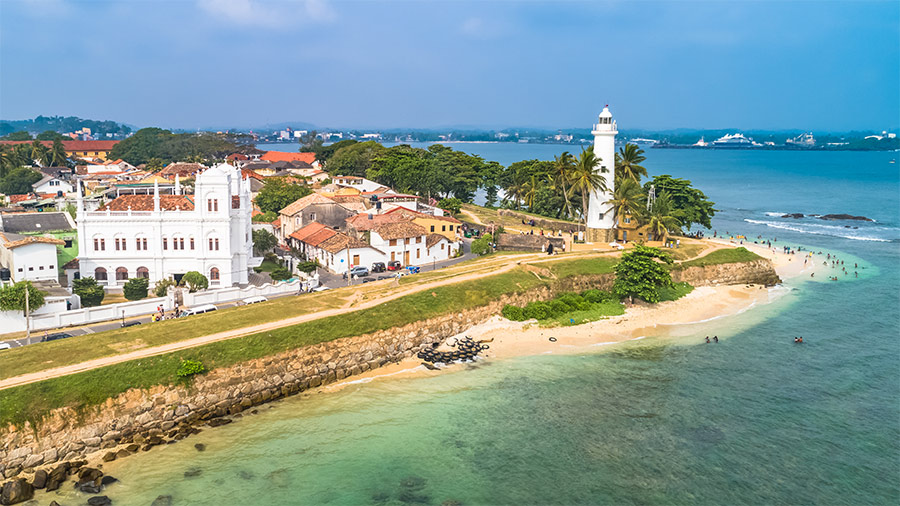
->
<box><xmin>184</xmin><ymin>304</ymin><xmax>217</xmax><ymax>316</ymax></box>
<box><xmin>240</xmin><ymin>296</ymin><xmax>268</xmax><ymax>305</ymax></box>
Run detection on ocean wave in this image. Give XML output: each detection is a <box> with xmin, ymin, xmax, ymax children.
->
<box><xmin>765</xmin><ymin>212</ymin><xmax>787</xmax><ymax>217</ymax></box>
<box><xmin>743</xmin><ymin>219</ymin><xmax>895</xmax><ymax>242</ymax></box>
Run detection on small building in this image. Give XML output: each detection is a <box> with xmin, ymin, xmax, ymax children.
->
<box><xmin>381</xmin><ymin>207</ymin><xmax>462</xmax><ymax>241</ymax></box>
<box><xmin>370</xmin><ymin>222</ymin><xmax>429</xmax><ymax>266</ymax></box>
<box><xmin>0</xmin><ymin>140</ymin><xmax>119</xmax><ymax>160</ymax></box>
<box><xmin>0</xmin><ymin>211</ymin><xmax>76</xmax><ymax>234</ymax></box>
<box><xmin>288</xmin><ymin>222</ymin><xmax>382</xmax><ymax>274</ymax></box>
<box><xmin>159</xmin><ymin>162</ymin><xmax>204</xmax><ymax>181</ymax></box>
<box><xmin>277</xmin><ymin>193</ymin><xmax>357</xmax><ymax>242</ymax></box>
<box><xmin>260</xmin><ymin>151</ymin><xmax>318</xmax><ymax>167</ymax></box>
<box><xmin>0</xmin><ymin>232</ymin><xmax>65</xmax><ymax>283</ymax></box>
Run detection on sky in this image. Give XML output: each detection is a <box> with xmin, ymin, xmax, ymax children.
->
<box><xmin>1</xmin><ymin>0</ymin><xmax>898</xmax><ymax>131</ymax></box>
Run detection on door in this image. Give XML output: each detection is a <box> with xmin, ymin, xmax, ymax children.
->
<box><xmin>391</xmin><ymin>252</ymin><xmax>396</xmax><ymax>262</ymax></box>
<box><xmin>352</xmin><ymin>254</ymin><xmax>360</xmax><ymax>266</ymax></box>
<box><xmin>404</xmin><ymin>251</ymin><xmax>410</xmax><ymax>265</ymax></box>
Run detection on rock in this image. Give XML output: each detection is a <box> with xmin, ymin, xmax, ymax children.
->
<box><xmin>0</xmin><ymin>478</ymin><xmax>34</xmax><ymax>504</ymax></box>
<box><xmin>100</xmin><ymin>475</ymin><xmax>119</xmax><ymax>486</ymax></box>
<box><xmin>82</xmin><ymin>437</ymin><xmax>102</xmax><ymax>447</ymax></box>
<box><xmin>77</xmin><ymin>480</ymin><xmax>102</xmax><ymax>494</ymax></box>
<box><xmin>102</xmin><ymin>452</ymin><xmax>117</xmax><ymax>462</ymax></box>
<box><xmin>49</xmin><ymin>501</ymin><xmax>61</xmax><ymax>506</ymax></box>
<box><xmin>781</xmin><ymin>213</ymin><xmax>804</xmax><ymax>219</ymax></box>
<box><xmin>818</xmin><ymin>213</ymin><xmax>873</xmax><ymax>221</ymax></box>
<box><xmin>87</xmin><ymin>496</ymin><xmax>112</xmax><ymax>506</ymax></box>
<box><xmin>194</xmin><ymin>443</ymin><xmax>206</xmax><ymax>452</ymax></box>
<box><xmin>78</xmin><ymin>467</ymin><xmax>103</xmax><ymax>483</ymax></box>
<box><xmin>115</xmin><ymin>449</ymin><xmax>131</xmax><ymax>459</ymax></box>
<box><xmin>125</xmin><ymin>444</ymin><xmax>140</xmax><ymax>453</ymax></box>
<box><xmin>41</xmin><ymin>448</ymin><xmax>58</xmax><ymax>465</ymax></box>
<box><xmin>183</xmin><ymin>468</ymin><xmax>202</xmax><ymax>478</ymax></box>
<box><xmin>30</xmin><ymin>469</ymin><xmax>47</xmax><ymax>489</ymax></box>
<box><xmin>151</xmin><ymin>495</ymin><xmax>174</xmax><ymax>506</ymax></box>
<box><xmin>21</xmin><ymin>454</ymin><xmax>43</xmax><ymax>469</ymax></box>
<box><xmin>207</xmin><ymin>418</ymin><xmax>232</xmax><ymax>428</ymax></box>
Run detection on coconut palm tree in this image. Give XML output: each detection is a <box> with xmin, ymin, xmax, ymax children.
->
<box><xmin>605</xmin><ymin>177</ymin><xmax>645</xmax><ymax>227</ymax></box>
<box><xmin>570</xmin><ymin>148</ymin><xmax>608</xmax><ymax>229</ymax></box>
<box><xmin>503</xmin><ymin>167</ymin><xmax>527</xmax><ymax>210</ymax></box>
<box><xmin>50</xmin><ymin>139</ymin><xmax>68</xmax><ymax>167</ymax></box>
<box><xmin>522</xmin><ymin>174</ymin><xmax>539</xmax><ymax>211</ymax></box>
<box><xmin>30</xmin><ymin>140</ymin><xmax>48</xmax><ymax>167</ymax></box>
<box><xmin>615</xmin><ymin>143</ymin><xmax>648</xmax><ymax>183</ymax></box>
<box><xmin>552</xmin><ymin>151</ymin><xmax>575</xmax><ymax>219</ymax></box>
<box><xmin>645</xmin><ymin>191</ymin><xmax>682</xmax><ymax>241</ymax></box>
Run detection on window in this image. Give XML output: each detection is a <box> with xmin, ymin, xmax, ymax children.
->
<box><xmin>442</xmin><ymin>225</ymin><xmax>446</xmax><ymax>232</ymax></box>
<box><xmin>416</xmin><ymin>249</ymin><xmax>420</xmax><ymax>259</ymax></box>
<box><xmin>179</xmin><ymin>238</ymin><xmax>185</xmax><ymax>250</ymax></box>
<box><xmin>93</xmin><ymin>238</ymin><xmax>99</xmax><ymax>250</ymax></box>
<box><xmin>623</xmin><ymin>216</ymin><xmax>631</xmax><ymax>224</ymax></box>
<box><xmin>100</xmin><ymin>238</ymin><xmax>105</xmax><ymax>251</ymax></box>
<box><xmin>209</xmin><ymin>238</ymin><xmax>219</xmax><ymax>250</ymax></box>
<box><xmin>441</xmin><ymin>243</ymin><xmax>445</xmax><ymax>250</ymax></box>
<box><xmin>295</xmin><ymin>217</ymin><xmax>301</xmax><ymax>225</ymax></box>
<box><xmin>95</xmin><ymin>267</ymin><xmax>107</xmax><ymax>280</ymax></box>
<box><xmin>430</xmin><ymin>225</ymin><xmax>435</xmax><ymax>232</ymax></box>
<box><xmin>190</xmin><ymin>237</ymin><xmax>195</xmax><ymax>250</ymax></box>
<box><xmin>39</xmin><ymin>266</ymin><xmax>44</xmax><ymax>270</ymax></box>
<box><xmin>416</xmin><ymin>236</ymin><xmax>421</xmax><ymax>243</ymax></box>
<box><xmin>115</xmin><ymin>267</ymin><xmax>128</xmax><ymax>280</ymax></box>
<box><xmin>137</xmin><ymin>267</ymin><xmax>149</xmax><ymax>279</ymax></box>
<box><xmin>49</xmin><ymin>265</ymin><xmax>54</xmax><ymax>270</ymax></box>
<box><xmin>309</xmin><ymin>212</ymin><xmax>316</xmax><ymax>221</ymax></box>
<box><xmin>163</xmin><ymin>238</ymin><xmax>168</xmax><ymax>250</ymax></box>
<box><xmin>389</xmin><ymin>239</ymin><xmax>397</xmax><ymax>247</ymax></box>
<box><xmin>210</xmin><ymin>267</ymin><xmax>220</xmax><ymax>281</ymax></box>
<box><xmin>17</xmin><ymin>268</ymin><xmax>22</xmax><ymax>272</ymax></box>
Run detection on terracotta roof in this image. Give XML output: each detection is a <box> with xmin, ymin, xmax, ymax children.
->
<box><xmin>261</xmin><ymin>151</ymin><xmax>317</xmax><ymax>164</ymax></box>
<box><xmin>63</xmin><ymin>258</ymin><xmax>79</xmax><ymax>270</ymax></box>
<box><xmin>383</xmin><ymin>206</ymin><xmax>461</xmax><ymax>224</ymax></box>
<box><xmin>271</xmin><ymin>217</ymin><xmax>280</xmax><ymax>227</ymax></box>
<box><xmin>99</xmin><ymin>194</ymin><xmax>195</xmax><ymax>211</ymax></box>
<box><xmin>241</xmin><ymin>168</ymin><xmax>265</xmax><ymax>180</ymax></box>
<box><xmin>318</xmin><ymin>233</ymin><xmax>375</xmax><ymax>254</ymax></box>
<box><xmin>345</xmin><ymin>212</ymin><xmax>407</xmax><ymax>231</ymax></box>
<box><xmin>426</xmin><ymin>233</ymin><xmax>448</xmax><ymax>248</ymax></box>
<box><xmin>7</xmin><ymin>195</ymin><xmax>31</xmax><ymax>204</ymax></box>
<box><xmin>159</xmin><ymin>162</ymin><xmax>204</xmax><ymax>179</ymax></box>
<box><xmin>289</xmin><ymin>222</ymin><xmax>333</xmax><ymax>244</ymax></box>
<box><xmin>227</xmin><ymin>153</ymin><xmax>248</xmax><ymax>161</ymax></box>
<box><xmin>0</xmin><ymin>140</ymin><xmax>118</xmax><ymax>151</ymax></box>
<box><xmin>374</xmin><ymin>222</ymin><xmax>427</xmax><ymax>240</ymax></box>
<box><xmin>0</xmin><ymin>231</ymin><xmax>65</xmax><ymax>249</ymax></box>
<box><xmin>279</xmin><ymin>193</ymin><xmax>336</xmax><ymax>216</ymax></box>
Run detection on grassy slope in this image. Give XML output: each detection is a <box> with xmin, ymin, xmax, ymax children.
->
<box><xmin>542</xmin><ymin>301</ymin><xmax>625</xmax><ymax>327</ymax></box>
<box><xmin>674</xmin><ymin>247</ymin><xmax>761</xmax><ymax>269</ymax></box>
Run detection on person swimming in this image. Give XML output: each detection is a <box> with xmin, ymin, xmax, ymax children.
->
<box><xmin>713</xmin><ymin>336</ymin><xmax>719</xmax><ymax>343</ymax></box>
<box><xmin>705</xmin><ymin>336</ymin><xmax>710</xmax><ymax>343</ymax></box>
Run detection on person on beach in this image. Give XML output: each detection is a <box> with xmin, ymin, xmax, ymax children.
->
<box><xmin>705</xmin><ymin>336</ymin><xmax>710</xmax><ymax>343</ymax></box>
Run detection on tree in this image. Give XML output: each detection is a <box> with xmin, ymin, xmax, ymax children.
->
<box><xmin>180</xmin><ymin>271</ymin><xmax>209</xmax><ymax>292</ymax></box>
<box><xmin>145</xmin><ymin>157</ymin><xmax>165</xmax><ymax>171</ymax></box>
<box><xmin>0</xmin><ymin>167</ymin><xmax>42</xmax><ymax>194</ymax></box>
<box><xmin>50</xmin><ymin>138</ymin><xmax>68</xmax><ymax>167</ymax></box>
<box><xmin>645</xmin><ymin>191</ymin><xmax>682</xmax><ymax>239</ymax></box>
<box><xmin>644</xmin><ymin>175</ymin><xmax>716</xmax><ymax>229</ymax></box>
<box><xmin>252</xmin><ymin>228</ymin><xmax>278</xmax><ymax>255</ymax></box>
<box><xmin>437</xmin><ymin>197</ymin><xmax>462</xmax><ymax>215</ymax></box>
<box><xmin>73</xmin><ymin>277</ymin><xmax>105</xmax><ymax>307</ymax></box>
<box><xmin>552</xmin><ymin>151</ymin><xmax>575</xmax><ymax>218</ymax></box>
<box><xmin>107</xmin><ymin>127</ymin><xmax>237</xmax><ymax>165</ymax></box>
<box><xmin>123</xmin><ymin>277</ymin><xmax>150</xmax><ymax>301</ymax></box>
<box><xmin>605</xmin><ymin>177</ymin><xmax>645</xmax><ymax>227</ymax></box>
<box><xmin>325</xmin><ymin>141</ymin><xmax>386</xmax><ymax>177</ymax></box>
<box><xmin>0</xmin><ymin>281</ymin><xmax>46</xmax><ymax>315</ymax></box>
<box><xmin>36</xmin><ymin>130</ymin><xmax>66</xmax><ymax>141</ymax></box>
<box><xmin>612</xmin><ymin>245</ymin><xmax>674</xmax><ymax>304</ymax></box>
<box><xmin>615</xmin><ymin>143</ymin><xmax>648</xmax><ymax>183</ymax></box>
<box><xmin>471</xmin><ymin>233</ymin><xmax>493</xmax><ymax>256</ymax></box>
<box><xmin>271</xmin><ymin>267</ymin><xmax>292</xmax><ymax>281</ymax></box>
<box><xmin>255</xmin><ymin>178</ymin><xmax>311</xmax><ymax>214</ymax></box>
<box><xmin>1</xmin><ymin>131</ymin><xmax>32</xmax><ymax>141</ymax></box>
<box><xmin>153</xmin><ymin>278</ymin><xmax>176</xmax><ymax>297</ymax></box>
<box><xmin>570</xmin><ymin>148</ymin><xmax>608</xmax><ymax>227</ymax></box>
<box><xmin>30</xmin><ymin>139</ymin><xmax>49</xmax><ymax>166</ymax></box>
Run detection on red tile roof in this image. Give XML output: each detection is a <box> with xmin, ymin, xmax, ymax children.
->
<box><xmin>374</xmin><ymin>222</ymin><xmax>427</xmax><ymax>240</ymax></box>
<box><xmin>99</xmin><ymin>194</ymin><xmax>195</xmax><ymax>211</ymax></box>
<box><xmin>159</xmin><ymin>162</ymin><xmax>204</xmax><ymax>179</ymax></box>
<box><xmin>289</xmin><ymin>222</ymin><xmax>334</xmax><ymax>246</ymax></box>
<box><xmin>8</xmin><ymin>195</ymin><xmax>32</xmax><ymax>204</ymax></box>
<box><xmin>383</xmin><ymin>206</ymin><xmax>461</xmax><ymax>223</ymax></box>
<box><xmin>0</xmin><ymin>140</ymin><xmax>119</xmax><ymax>151</ymax></box>
<box><xmin>345</xmin><ymin>212</ymin><xmax>407</xmax><ymax>231</ymax></box>
<box><xmin>261</xmin><ymin>151</ymin><xmax>317</xmax><ymax>164</ymax></box>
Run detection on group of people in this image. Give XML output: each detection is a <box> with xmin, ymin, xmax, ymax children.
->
<box><xmin>705</xmin><ymin>336</ymin><xmax>719</xmax><ymax>343</ymax></box>
<box><xmin>793</xmin><ymin>337</ymin><xmax>804</xmax><ymax>343</ymax></box>
<box><xmin>151</xmin><ymin>304</ymin><xmax>184</xmax><ymax>322</ymax></box>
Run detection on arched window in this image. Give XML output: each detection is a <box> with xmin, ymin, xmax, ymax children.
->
<box><xmin>115</xmin><ymin>267</ymin><xmax>129</xmax><ymax>281</ymax></box>
<box><xmin>136</xmin><ymin>266</ymin><xmax>149</xmax><ymax>279</ymax></box>
<box><xmin>94</xmin><ymin>267</ymin><xmax>107</xmax><ymax>281</ymax></box>
<box><xmin>210</xmin><ymin>267</ymin><xmax>220</xmax><ymax>281</ymax></box>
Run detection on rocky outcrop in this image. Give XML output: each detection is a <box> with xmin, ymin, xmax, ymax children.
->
<box><xmin>0</xmin><ymin>257</ymin><xmax>778</xmax><ymax>485</ymax></box>
<box><xmin>818</xmin><ymin>214</ymin><xmax>873</xmax><ymax>222</ymax></box>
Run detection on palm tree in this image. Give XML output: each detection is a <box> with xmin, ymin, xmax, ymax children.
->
<box><xmin>645</xmin><ymin>191</ymin><xmax>682</xmax><ymax>241</ymax></box>
<box><xmin>615</xmin><ymin>143</ymin><xmax>648</xmax><ymax>183</ymax></box>
<box><xmin>552</xmin><ymin>151</ymin><xmax>575</xmax><ymax>219</ymax></box>
<box><xmin>522</xmin><ymin>174</ymin><xmax>539</xmax><ymax>211</ymax></box>
<box><xmin>503</xmin><ymin>167</ymin><xmax>528</xmax><ymax>210</ymax></box>
<box><xmin>50</xmin><ymin>139</ymin><xmax>68</xmax><ymax>167</ymax></box>
<box><xmin>605</xmin><ymin>177</ymin><xmax>645</xmax><ymax>227</ymax></box>
<box><xmin>570</xmin><ymin>148</ymin><xmax>608</xmax><ymax>230</ymax></box>
<box><xmin>30</xmin><ymin>140</ymin><xmax>48</xmax><ymax>167</ymax></box>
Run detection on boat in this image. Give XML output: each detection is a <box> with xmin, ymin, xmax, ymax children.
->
<box><xmin>711</xmin><ymin>133</ymin><xmax>758</xmax><ymax>148</ymax></box>
<box><xmin>786</xmin><ymin>132</ymin><xmax>816</xmax><ymax>147</ymax></box>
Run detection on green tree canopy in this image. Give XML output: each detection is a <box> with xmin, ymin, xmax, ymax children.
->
<box><xmin>107</xmin><ymin>128</ymin><xmax>238</xmax><ymax>166</ymax></box>
<box><xmin>1</xmin><ymin>131</ymin><xmax>32</xmax><ymax>141</ymax></box>
<box><xmin>123</xmin><ymin>277</ymin><xmax>150</xmax><ymax>301</ymax></box>
<box><xmin>180</xmin><ymin>271</ymin><xmax>209</xmax><ymax>292</ymax></box>
<box><xmin>0</xmin><ymin>167</ymin><xmax>42</xmax><ymax>194</ymax></box>
<box><xmin>254</xmin><ymin>178</ymin><xmax>312</xmax><ymax>214</ymax></box>
<box><xmin>615</xmin><ymin>143</ymin><xmax>648</xmax><ymax>183</ymax></box>
<box><xmin>73</xmin><ymin>277</ymin><xmax>105</xmax><ymax>307</ymax></box>
<box><xmin>304</xmin><ymin>138</ymin><xmax>357</xmax><ymax>163</ymax></box>
<box><xmin>36</xmin><ymin>130</ymin><xmax>67</xmax><ymax>141</ymax></box>
<box><xmin>644</xmin><ymin>175</ymin><xmax>716</xmax><ymax>229</ymax></box>
<box><xmin>252</xmin><ymin>228</ymin><xmax>278</xmax><ymax>255</ymax></box>
<box><xmin>0</xmin><ymin>281</ymin><xmax>46</xmax><ymax>315</ymax></box>
<box><xmin>437</xmin><ymin>197</ymin><xmax>462</xmax><ymax>215</ymax></box>
<box><xmin>612</xmin><ymin>245</ymin><xmax>674</xmax><ymax>303</ymax></box>
<box><xmin>326</xmin><ymin>141</ymin><xmax>387</xmax><ymax>177</ymax></box>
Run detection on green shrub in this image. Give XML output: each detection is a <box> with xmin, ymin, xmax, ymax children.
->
<box><xmin>73</xmin><ymin>277</ymin><xmax>105</xmax><ymax>307</ymax></box>
<box><xmin>264</xmin><ymin>252</ymin><xmax>280</xmax><ymax>264</ymax></box>
<box><xmin>523</xmin><ymin>301</ymin><xmax>552</xmax><ymax>320</ymax></box>
<box><xmin>251</xmin><ymin>211</ymin><xmax>278</xmax><ymax>223</ymax></box>
<box><xmin>549</xmin><ymin>299</ymin><xmax>572</xmax><ymax>316</ymax></box>
<box><xmin>582</xmin><ymin>289</ymin><xmax>616</xmax><ymax>304</ymax></box>
<box><xmin>271</xmin><ymin>267</ymin><xmax>292</xmax><ymax>281</ymax></box>
<box><xmin>153</xmin><ymin>278</ymin><xmax>176</xmax><ymax>297</ymax></box>
<box><xmin>123</xmin><ymin>278</ymin><xmax>149</xmax><ymax>301</ymax></box>
<box><xmin>180</xmin><ymin>271</ymin><xmax>209</xmax><ymax>292</ymax></box>
<box><xmin>501</xmin><ymin>304</ymin><xmax>526</xmax><ymax>321</ymax></box>
<box><xmin>557</xmin><ymin>293</ymin><xmax>587</xmax><ymax>310</ymax></box>
<box><xmin>296</xmin><ymin>261</ymin><xmax>318</xmax><ymax>274</ymax></box>
<box><xmin>471</xmin><ymin>237</ymin><xmax>492</xmax><ymax>256</ymax></box>
<box><xmin>176</xmin><ymin>359</ymin><xmax>206</xmax><ymax>378</ymax></box>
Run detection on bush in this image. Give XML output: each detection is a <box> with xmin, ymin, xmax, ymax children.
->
<box><xmin>153</xmin><ymin>278</ymin><xmax>176</xmax><ymax>297</ymax></box>
<box><xmin>271</xmin><ymin>267</ymin><xmax>292</xmax><ymax>281</ymax></box>
<box><xmin>549</xmin><ymin>299</ymin><xmax>572</xmax><ymax>316</ymax></box>
<box><xmin>296</xmin><ymin>260</ymin><xmax>318</xmax><ymax>274</ymax></box>
<box><xmin>251</xmin><ymin>211</ymin><xmax>278</xmax><ymax>223</ymax></box>
<box><xmin>582</xmin><ymin>289</ymin><xmax>616</xmax><ymax>304</ymax></box>
<box><xmin>437</xmin><ymin>197</ymin><xmax>462</xmax><ymax>215</ymax></box>
<box><xmin>123</xmin><ymin>278</ymin><xmax>149</xmax><ymax>301</ymax></box>
<box><xmin>176</xmin><ymin>359</ymin><xmax>206</xmax><ymax>378</ymax></box>
<box><xmin>180</xmin><ymin>271</ymin><xmax>209</xmax><ymax>292</ymax></box>
<box><xmin>264</xmin><ymin>252</ymin><xmax>280</xmax><ymax>264</ymax></box>
<box><xmin>73</xmin><ymin>277</ymin><xmax>105</xmax><ymax>307</ymax></box>
<box><xmin>557</xmin><ymin>293</ymin><xmax>588</xmax><ymax>310</ymax></box>
<box><xmin>501</xmin><ymin>304</ymin><xmax>526</xmax><ymax>321</ymax></box>
<box><xmin>471</xmin><ymin>237</ymin><xmax>492</xmax><ymax>256</ymax></box>
<box><xmin>523</xmin><ymin>301</ymin><xmax>552</xmax><ymax>320</ymax></box>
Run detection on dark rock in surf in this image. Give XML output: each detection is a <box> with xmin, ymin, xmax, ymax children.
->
<box><xmin>781</xmin><ymin>213</ymin><xmax>804</xmax><ymax>219</ymax></box>
<box><xmin>100</xmin><ymin>475</ymin><xmax>119</xmax><ymax>487</ymax></box>
<box><xmin>87</xmin><ymin>496</ymin><xmax>112</xmax><ymax>506</ymax></box>
<box><xmin>818</xmin><ymin>214</ymin><xmax>873</xmax><ymax>221</ymax></box>
<box><xmin>151</xmin><ymin>495</ymin><xmax>174</xmax><ymax>506</ymax></box>
<box><xmin>184</xmin><ymin>468</ymin><xmax>202</xmax><ymax>478</ymax></box>
<box><xmin>194</xmin><ymin>443</ymin><xmax>206</xmax><ymax>451</ymax></box>
<box><xmin>0</xmin><ymin>478</ymin><xmax>34</xmax><ymax>505</ymax></box>
<box><xmin>30</xmin><ymin>469</ymin><xmax>47</xmax><ymax>489</ymax></box>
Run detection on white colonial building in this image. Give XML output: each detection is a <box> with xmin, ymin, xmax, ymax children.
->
<box><xmin>75</xmin><ymin>163</ymin><xmax>257</xmax><ymax>289</ymax></box>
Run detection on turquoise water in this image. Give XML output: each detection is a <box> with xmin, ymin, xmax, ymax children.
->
<box><xmin>54</xmin><ymin>148</ymin><xmax>899</xmax><ymax>504</ymax></box>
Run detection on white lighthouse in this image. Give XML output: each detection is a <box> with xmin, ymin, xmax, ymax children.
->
<box><xmin>586</xmin><ymin>105</ymin><xmax>617</xmax><ymax>243</ymax></box>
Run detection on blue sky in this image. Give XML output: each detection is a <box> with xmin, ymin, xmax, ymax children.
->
<box><xmin>1</xmin><ymin>0</ymin><xmax>898</xmax><ymax>131</ymax></box>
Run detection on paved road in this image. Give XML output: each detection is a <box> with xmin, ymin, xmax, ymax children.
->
<box><xmin>0</xmin><ymin>239</ymin><xmax>475</xmax><ymax>350</ymax></box>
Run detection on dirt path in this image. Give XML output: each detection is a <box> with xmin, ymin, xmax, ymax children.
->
<box><xmin>0</xmin><ymin>252</ymin><xmax>558</xmax><ymax>390</ymax></box>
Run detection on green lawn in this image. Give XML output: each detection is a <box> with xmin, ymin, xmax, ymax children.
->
<box><xmin>657</xmin><ymin>282</ymin><xmax>695</xmax><ymax>302</ymax></box>
<box><xmin>545</xmin><ymin>256</ymin><xmax>618</xmax><ymax>279</ymax></box>
<box><xmin>253</xmin><ymin>260</ymin><xmax>281</xmax><ymax>273</ymax></box>
<box><xmin>0</xmin><ymin>268</ymin><xmax>549</xmax><ymax>427</ymax></box>
<box><xmin>541</xmin><ymin>301</ymin><xmax>625</xmax><ymax>327</ymax></box>
<box><xmin>674</xmin><ymin>247</ymin><xmax>762</xmax><ymax>269</ymax></box>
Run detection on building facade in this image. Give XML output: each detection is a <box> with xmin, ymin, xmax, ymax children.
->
<box><xmin>586</xmin><ymin>106</ymin><xmax>617</xmax><ymax>243</ymax></box>
<box><xmin>75</xmin><ymin>163</ymin><xmax>256</xmax><ymax>289</ymax></box>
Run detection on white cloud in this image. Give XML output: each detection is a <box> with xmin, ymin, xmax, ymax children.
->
<box><xmin>197</xmin><ymin>0</ymin><xmax>335</xmax><ymax>28</ymax></box>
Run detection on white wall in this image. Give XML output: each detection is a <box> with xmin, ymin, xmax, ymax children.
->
<box><xmin>181</xmin><ymin>278</ymin><xmax>315</xmax><ymax>306</ymax></box>
<box><xmin>7</xmin><ymin>243</ymin><xmax>60</xmax><ymax>282</ymax></box>
<box><xmin>29</xmin><ymin>296</ymin><xmax>172</xmax><ymax>331</ymax></box>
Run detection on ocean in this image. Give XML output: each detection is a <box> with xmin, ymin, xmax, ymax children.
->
<box><xmin>63</xmin><ymin>146</ymin><xmax>900</xmax><ymax>504</ymax></box>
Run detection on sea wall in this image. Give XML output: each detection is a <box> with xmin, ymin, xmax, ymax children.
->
<box><xmin>0</xmin><ymin>259</ymin><xmax>778</xmax><ymax>483</ymax></box>
<box><xmin>672</xmin><ymin>259</ymin><xmax>781</xmax><ymax>286</ymax></box>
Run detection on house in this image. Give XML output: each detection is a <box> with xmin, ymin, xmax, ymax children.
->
<box><xmin>32</xmin><ymin>175</ymin><xmax>75</xmax><ymax>196</ymax></box>
<box><xmin>344</xmin><ymin>211</ymin><xmax>407</xmax><ymax>238</ymax></box>
<box><xmin>369</xmin><ymin>222</ymin><xmax>429</xmax><ymax>266</ymax></box>
<box><xmin>75</xmin><ymin>163</ymin><xmax>257</xmax><ymax>289</ymax></box>
<box><xmin>615</xmin><ymin>214</ymin><xmax>666</xmax><ymax>243</ymax></box>
<box><xmin>381</xmin><ymin>207</ymin><xmax>462</xmax><ymax>241</ymax></box>
<box><xmin>0</xmin><ymin>211</ymin><xmax>76</xmax><ymax>234</ymax></box>
<box><xmin>260</xmin><ymin>151</ymin><xmax>318</xmax><ymax>167</ymax></box>
<box><xmin>333</xmin><ymin>176</ymin><xmax>387</xmax><ymax>193</ymax></box>
<box><xmin>287</xmin><ymin>222</ymin><xmax>382</xmax><ymax>274</ymax></box>
<box><xmin>277</xmin><ymin>193</ymin><xmax>357</xmax><ymax>242</ymax></box>
<box><xmin>0</xmin><ymin>140</ymin><xmax>119</xmax><ymax>160</ymax></box>
<box><xmin>377</xmin><ymin>193</ymin><xmax>420</xmax><ymax>213</ymax></box>
<box><xmin>0</xmin><ymin>232</ymin><xmax>65</xmax><ymax>283</ymax></box>
<box><xmin>423</xmin><ymin>233</ymin><xmax>454</xmax><ymax>262</ymax></box>
<box><xmin>159</xmin><ymin>162</ymin><xmax>204</xmax><ymax>181</ymax></box>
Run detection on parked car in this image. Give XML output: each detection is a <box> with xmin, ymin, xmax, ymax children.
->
<box><xmin>0</xmin><ymin>342</ymin><xmax>11</xmax><ymax>351</ymax></box>
<box><xmin>343</xmin><ymin>266</ymin><xmax>370</xmax><ymax>279</ymax></box>
<box><xmin>42</xmin><ymin>332</ymin><xmax>74</xmax><ymax>342</ymax></box>
<box><xmin>183</xmin><ymin>304</ymin><xmax>217</xmax><ymax>316</ymax></box>
<box><xmin>362</xmin><ymin>278</ymin><xmax>374</xmax><ymax>283</ymax></box>
<box><xmin>377</xmin><ymin>275</ymin><xmax>391</xmax><ymax>280</ymax></box>
<box><xmin>372</xmin><ymin>262</ymin><xmax>386</xmax><ymax>273</ymax></box>
<box><xmin>387</xmin><ymin>260</ymin><xmax>402</xmax><ymax>271</ymax></box>
<box><xmin>406</xmin><ymin>266</ymin><xmax>421</xmax><ymax>274</ymax></box>
<box><xmin>240</xmin><ymin>296</ymin><xmax>268</xmax><ymax>305</ymax></box>
<box><xmin>121</xmin><ymin>321</ymin><xmax>142</xmax><ymax>328</ymax></box>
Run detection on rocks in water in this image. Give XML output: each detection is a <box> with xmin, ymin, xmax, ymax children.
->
<box><xmin>115</xmin><ymin>449</ymin><xmax>131</xmax><ymax>459</ymax></box>
<box><xmin>781</xmin><ymin>213</ymin><xmax>804</xmax><ymax>219</ymax></box>
<box><xmin>77</xmin><ymin>480</ymin><xmax>102</xmax><ymax>494</ymax></box>
<box><xmin>102</xmin><ymin>451</ymin><xmax>117</xmax><ymax>462</ymax></box>
<box><xmin>100</xmin><ymin>475</ymin><xmax>119</xmax><ymax>487</ymax></box>
<box><xmin>0</xmin><ymin>478</ymin><xmax>34</xmax><ymax>505</ymax></box>
<box><xmin>184</xmin><ymin>467</ymin><xmax>202</xmax><ymax>478</ymax></box>
<box><xmin>30</xmin><ymin>469</ymin><xmax>47</xmax><ymax>489</ymax></box>
<box><xmin>417</xmin><ymin>337</ymin><xmax>486</xmax><ymax>365</ymax></box>
<box><xmin>207</xmin><ymin>418</ymin><xmax>232</xmax><ymax>428</ymax></box>
<box><xmin>49</xmin><ymin>501</ymin><xmax>61</xmax><ymax>506</ymax></box>
<box><xmin>45</xmin><ymin>463</ymin><xmax>69</xmax><ymax>491</ymax></box>
<box><xmin>78</xmin><ymin>467</ymin><xmax>103</xmax><ymax>483</ymax></box>
<box><xmin>237</xmin><ymin>470</ymin><xmax>255</xmax><ymax>480</ymax></box>
<box><xmin>194</xmin><ymin>443</ymin><xmax>206</xmax><ymax>452</ymax></box>
<box><xmin>151</xmin><ymin>495</ymin><xmax>174</xmax><ymax>506</ymax></box>
<box><xmin>818</xmin><ymin>214</ymin><xmax>873</xmax><ymax>221</ymax></box>
<box><xmin>87</xmin><ymin>496</ymin><xmax>112</xmax><ymax>506</ymax></box>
